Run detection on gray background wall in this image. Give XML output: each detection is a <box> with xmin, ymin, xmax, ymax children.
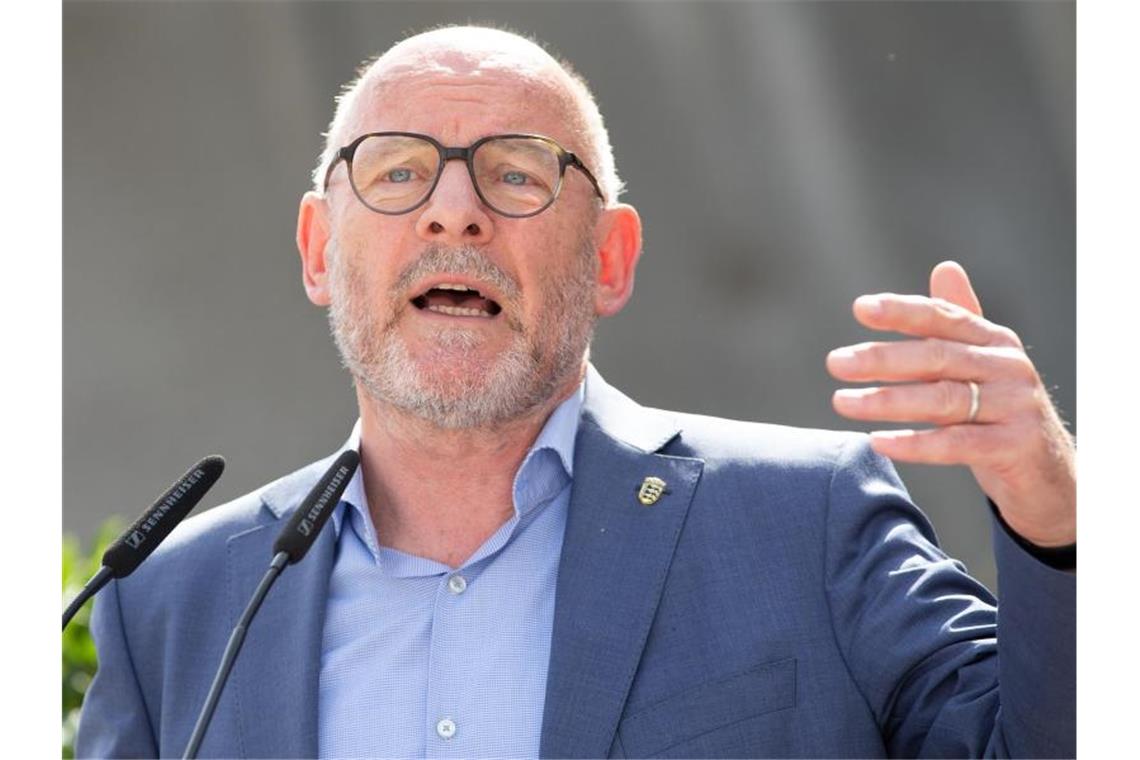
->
<box><xmin>63</xmin><ymin>1</ymin><xmax>1075</xmax><ymax>590</ymax></box>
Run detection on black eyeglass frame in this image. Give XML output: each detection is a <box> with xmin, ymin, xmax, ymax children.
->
<box><xmin>322</xmin><ymin>131</ymin><xmax>606</xmax><ymax>218</ymax></box>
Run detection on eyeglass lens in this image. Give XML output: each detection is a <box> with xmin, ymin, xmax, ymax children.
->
<box><xmin>349</xmin><ymin>135</ymin><xmax>563</xmax><ymax>216</ymax></box>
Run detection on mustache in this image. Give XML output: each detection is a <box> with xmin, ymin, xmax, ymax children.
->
<box><xmin>391</xmin><ymin>244</ymin><xmax>521</xmax><ymax>301</ymax></box>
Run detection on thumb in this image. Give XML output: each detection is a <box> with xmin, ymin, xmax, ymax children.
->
<box><xmin>930</xmin><ymin>260</ymin><xmax>983</xmax><ymax>317</ymax></box>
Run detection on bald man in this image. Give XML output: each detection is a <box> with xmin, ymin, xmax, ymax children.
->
<box><xmin>76</xmin><ymin>27</ymin><xmax>1075</xmax><ymax>759</ymax></box>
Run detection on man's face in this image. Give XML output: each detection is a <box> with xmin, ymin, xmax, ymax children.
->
<box><xmin>321</xmin><ymin>67</ymin><xmax>602</xmax><ymax>428</ymax></box>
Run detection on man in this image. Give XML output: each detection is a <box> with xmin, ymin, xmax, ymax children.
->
<box><xmin>76</xmin><ymin>26</ymin><xmax>1075</xmax><ymax>759</ymax></box>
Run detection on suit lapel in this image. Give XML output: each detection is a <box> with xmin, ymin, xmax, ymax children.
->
<box><xmin>224</xmin><ymin>457</ymin><xmax>340</xmax><ymax>759</ymax></box>
<box><xmin>541</xmin><ymin>368</ymin><xmax>704</xmax><ymax>758</ymax></box>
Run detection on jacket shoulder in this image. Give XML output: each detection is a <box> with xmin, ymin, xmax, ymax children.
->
<box><xmin>663</xmin><ymin>407</ymin><xmax>872</xmax><ymax>471</ymax></box>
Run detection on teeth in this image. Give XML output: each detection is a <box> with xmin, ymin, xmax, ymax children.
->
<box><xmin>426</xmin><ymin>304</ymin><xmax>493</xmax><ymax>318</ymax></box>
<box><xmin>435</xmin><ymin>283</ymin><xmax>477</xmax><ymax>292</ymax></box>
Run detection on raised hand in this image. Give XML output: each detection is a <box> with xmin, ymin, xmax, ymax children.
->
<box><xmin>826</xmin><ymin>261</ymin><xmax>1075</xmax><ymax>548</ymax></box>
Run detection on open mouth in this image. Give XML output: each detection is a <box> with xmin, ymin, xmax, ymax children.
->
<box><xmin>411</xmin><ymin>283</ymin><xmax>503</xmax><ymax>319</ymax></box>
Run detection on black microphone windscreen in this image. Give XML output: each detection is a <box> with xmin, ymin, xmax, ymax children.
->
<box><xmin>273</xmin><ymin>449</ymin><xmax>359</xmax><ymax>564</ymax></box>
<box><xmin>101</xmin><ymin>455</ymin><xmax>226</xmax><ymax>578</ymax></box>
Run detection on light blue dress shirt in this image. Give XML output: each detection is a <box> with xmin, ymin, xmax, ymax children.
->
<box><xmin>318</xmin><ymin>380</ymin><xmax>584</xmax><ymax>759</ymax></box>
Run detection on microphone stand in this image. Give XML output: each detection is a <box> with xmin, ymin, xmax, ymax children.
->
<box><xmin>182</xmin><ymin>551</ymin><xmax>289</xmax><ymax>760</ymax></box>
<box><xmin>62</xmin><ymin>566</ymin><xmax>113</xmax><ymax>630</ymax></box>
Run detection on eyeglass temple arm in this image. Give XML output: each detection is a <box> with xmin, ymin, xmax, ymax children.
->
<box><xmin>567</xmin><ymin>154</ymin><xmax>606</xmax><ymax>204</ymax></box>
<box><xmin>322</xmin><ymin>148</ymin><xmax>350</xmax><ymax>192</ymax></box>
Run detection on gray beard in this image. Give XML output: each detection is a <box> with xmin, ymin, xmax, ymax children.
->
<box><xmin>326</xmin><ymin>239</ymin><xmax>596</xmax><ymax>429</ymax></box>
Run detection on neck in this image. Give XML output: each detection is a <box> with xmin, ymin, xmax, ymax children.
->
<box><xmin>353</xmin><ymin>365</ymin><xmax>584</xmax><ymax>568</ymax></box>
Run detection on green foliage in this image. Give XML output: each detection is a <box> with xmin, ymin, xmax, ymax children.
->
<box><xmin>62</xmin><ymin>519</ymin><xmax>123</xmax><ymax>759</ymax></box>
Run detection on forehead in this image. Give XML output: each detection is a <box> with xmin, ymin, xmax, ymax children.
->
<box><xmin>342</xmin><ymin>43</ymin><xmax>584</xmax><ymax>147</ymax></box>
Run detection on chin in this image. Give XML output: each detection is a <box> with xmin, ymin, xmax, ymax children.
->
<box><xmin>407</xmin><ymin>333</ymin><xmax>506</xmax><ymax>383</ymax></box>
<box><xmin>351</xmin><ymin>333</ymin><xmax>551</xmax><ymax>429</ymax></box>
<box><xmin>407</xmin><ymin>359</ymin><xmax>500</xmax><ymax>398</ymax></box>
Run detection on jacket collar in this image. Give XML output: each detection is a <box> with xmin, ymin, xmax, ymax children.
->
<box><xmin>260</xmin><ymin>449</ymin><xmax>347</xmax><ymax>520</ymax></box>
<box><xmin>581</xmin><ymin>363</ymin><xmax>682</xmax><ymax>454</ymax></box>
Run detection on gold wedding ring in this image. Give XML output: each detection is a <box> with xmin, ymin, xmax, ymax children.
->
<box><xmin>966</xmin><ymin>381</ymin><xmax>981</xmax><ymax>424</ymax></box>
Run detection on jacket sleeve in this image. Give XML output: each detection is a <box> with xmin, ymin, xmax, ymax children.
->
<box><xmin>75</xmin><ymin>578</ymin><xmax>159</xmax><ymax>759</ymax></box>
<box><xmin>823</xmin><ymin>435</ymin><xmax>1075</xmax><ymax>758</ymax></box>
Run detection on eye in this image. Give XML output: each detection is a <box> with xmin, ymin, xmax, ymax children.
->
<box><xmin>502</xmin><ymin>170</ymin><xmax>530</xmax><ymax>186</ymax></box>
<box><xmin>385</xmin><ymin>168</ymin><xmax>413</xmax><ymax>183</ymax></box>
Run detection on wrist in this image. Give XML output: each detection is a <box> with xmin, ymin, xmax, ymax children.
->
<box><xmin>1000</xmin><ymin>512</ymin><xmax>1076</xmax><ymax>548</ymax></box>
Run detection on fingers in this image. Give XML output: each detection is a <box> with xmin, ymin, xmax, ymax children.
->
<box><xmin>865</xmin><ymin>422</ymin><xmax>1030</xmax><ymax>467</ymax></box>
<box><xmin>929</xmin><ymin>260</ymin><xmax>983</xmax><ymax>317</ymax></box>
<box><xmin>851</xmin><ymin>293</ymin><xmax>1020</xmax><ymax>347</ymax></box>
<box><xmin>831</xmin><ymin>380</ymin><xmax>1027</xmax><ymax>426</ymax></box>
<box><xmin>827</xmin><ymin>339</ymin><xmax>1035</xmax><ymax>383</ymax></box>
<box><xmin>866</xmin><ymin>426</ymin><xmax>989</xmax><ymax>466</ymax></box>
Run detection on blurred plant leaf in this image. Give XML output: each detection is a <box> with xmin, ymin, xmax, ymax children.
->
<box><xmin>62</xmin><ymin>518</ymin><xmax>123</xmax><ymax>759</ymax></box>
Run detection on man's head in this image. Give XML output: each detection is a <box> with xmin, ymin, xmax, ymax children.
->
<box><xmin>296</xmin><ymin>26</ymin><xmax>642</xmax><ymax>429</ymax></box>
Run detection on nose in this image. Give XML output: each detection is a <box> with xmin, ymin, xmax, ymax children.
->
<box><xmin>414</xmin><ymin>160</ymin><xmax>495</xmax><ymax>245</ymax></box>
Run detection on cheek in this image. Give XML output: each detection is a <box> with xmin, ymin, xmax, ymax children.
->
<box><xmin>334</xmin><ymin>206</ymin><xmax>419</xmax><ymax>264</ymax></box>
<box><xmin>526</xmin><ymin>259</ymin><xmax>595</xmax><ymax>323</ymax></box>
<box><xmin>532</xmin><ymin>237</ymin><xmax>597</xmax><ymax>311</ymax></box>
<box><xmin>328</xmin><ymin>248</ymin><xmax>389</xmax><ymax>317</ymax></box>
<box><xmin>331</xmin><ymin>226</ymin><xmax>406</xmax><ymax>293</ymax></box>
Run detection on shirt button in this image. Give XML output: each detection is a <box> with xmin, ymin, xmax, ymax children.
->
<box><xmin>447</xmin><ymin>574</ymin><xmax>467</xmax><ymax>595</ymax></box>
<box><xmin>436</xmin><ymin>717</ymin><xmax>457</xmax><ymax>740</ymax></box>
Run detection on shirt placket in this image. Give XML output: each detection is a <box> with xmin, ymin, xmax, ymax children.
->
<box><xmin>424</xmin><ymin>562</ymin><xmax>479</xmax><ymax>756</ymax></box>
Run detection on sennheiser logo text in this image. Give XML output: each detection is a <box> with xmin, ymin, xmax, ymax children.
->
<box><xmin>297</xmin><ymin>465</ymin><xmax>351</xmax><ymax>536</ymax></box>
<box><xmin>128</xmin><ymin>467</ymin><xmax>205</xmax><ymax>549</ymax></box>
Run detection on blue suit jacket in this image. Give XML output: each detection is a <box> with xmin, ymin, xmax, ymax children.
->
<box><xmin>76</xmin><ymin>369</ymin><xmax>1075</xmax><ymax>758</ymax></box>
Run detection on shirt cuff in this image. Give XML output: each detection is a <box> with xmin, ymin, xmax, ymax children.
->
<box><xmin>988</xmin><ymin>498</ymin><xmax>1076</xmax><ymax>571</ymax></box>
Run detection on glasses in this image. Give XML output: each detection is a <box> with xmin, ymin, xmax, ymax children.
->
<box><xmin>322</xmin><ymin>132</ymin><xmax>605</xmax><ymax>218</ymax></box>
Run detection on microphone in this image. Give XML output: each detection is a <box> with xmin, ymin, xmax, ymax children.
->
<box><xmin>182</xmin><ymin>449</ymin><xmax>359</xmax><ymax>760</ymax></box>
<box><xmin>273</xmin><ymin>448</ymin><xmax>360</xmax><ymax>563</ymax></box>
<box><xmin>62</xmin><ymin>455</ymin><xmax>226</xmax><ymax>631</ymax></box>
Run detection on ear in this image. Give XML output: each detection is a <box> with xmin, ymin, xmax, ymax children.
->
<box><xmin>297</xmin><ymin>191</ymin><xmax>333</xmax><ymax>306</ymax></box>
<box><xmin>592</xmin><ymin>203</ymin><xmax>643</xmax><ymax>317</ymax></box>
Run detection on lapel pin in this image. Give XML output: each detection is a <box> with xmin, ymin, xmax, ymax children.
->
<box><xmin>637</xmin><ymin>476</ymin><xmax>667</xmax><ymax>506</ymax></box>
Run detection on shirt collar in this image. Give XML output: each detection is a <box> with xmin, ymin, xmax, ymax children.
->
<box><xmin>330</xmin><ymin>375</ymin><xmax>586</xmax><ymax>543</ymax></box>
<box><xmin>526</xmin><ymin>375</ymin><xmax>585</xmax><ymax>479</ymax></box>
